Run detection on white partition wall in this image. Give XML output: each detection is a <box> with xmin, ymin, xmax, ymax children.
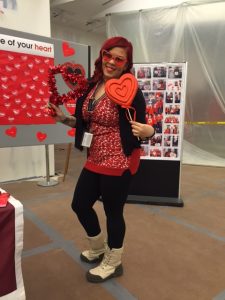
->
<box><xmin>0</xmin><ymin>0</ymin><xmax>54</xmax><ymax>182</ymax></box>
<box><xmin>106</xmin><ymin>2</ymin><xmax>225</xmax><ymax>167</ymax></box>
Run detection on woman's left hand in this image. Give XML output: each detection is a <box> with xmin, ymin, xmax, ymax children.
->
<box><xmin>130</xmin><ymin>120</ymin><xmax>154</xmax><ymax>140</ymax></box>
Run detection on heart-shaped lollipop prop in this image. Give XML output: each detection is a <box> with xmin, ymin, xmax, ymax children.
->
<box><xmin>105</xmin><ymin>73</ymin><xmax>138</xmax><ymax>121</ymax></box>
<box><xmin>105</xmin><ymin>73</ymin><xmax>140</xmax><ymax>140</ymax></box>
<box><xmin>105</xmin><ymin>73</ymin><xmax>138</xmax><ymax>108</ymax></box>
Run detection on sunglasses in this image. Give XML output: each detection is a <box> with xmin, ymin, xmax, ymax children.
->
<box><xmin>102</xmin><ymin>50</ymin><xmax>127</xmax><ymax>67</ymax></box>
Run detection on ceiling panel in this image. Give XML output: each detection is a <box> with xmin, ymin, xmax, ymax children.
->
<box><xmin>50</xmin><ymin>0</ymin><xmax>124</xmax><ymax>33</ymax></box>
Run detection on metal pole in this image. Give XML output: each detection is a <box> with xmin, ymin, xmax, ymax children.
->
<box><xmin>37</xmin><ymin>145</ymin><xmax>58</xmax><ymax>187</ymax></box>
<box><xmin>63</xmin><ymin>143</ymin><xmax>72</xmax><ymax>182</ymax></box>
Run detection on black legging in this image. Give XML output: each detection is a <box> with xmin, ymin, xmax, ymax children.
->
<box><xmin>71</xmin><ymin>168</ymin><xmax>132</xmax><ymax>249</ymax></box>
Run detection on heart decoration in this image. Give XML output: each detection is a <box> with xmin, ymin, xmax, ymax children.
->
<box><xmin>105</xmin><ymin>73</ymin><xmax>138</xmax><ymax>108</ymax></box>
<box><xmin>0</xmin><ymin>192</ymin><xmax>10</xmax><ymax>207</ymax></box>
<box><xmin>67</xmin><ymin>128</ymin><xmax>76</xmax><ymax>137</ymax></box>
<box><xmin>62</xmin><ymin>62</ymin><xmax>86</xmax><ymax>90</ymax></box>
<box><xmin>62</xmin><ymin>42</ymin><xmax>75</xmax><ymax>57</ymax></box>
<box><xmin>5</xmin><ymin>126</ymin><xmax>17</xmax><ymax>137</ymax></box>
<box><xmin>36</xmin><ymin>132</ymin><xmax>47</xmax><ymax>142</ymax></box>
<box><xmin>64</xmin><ymin>99</ymin><xmax>76</xmax><ymax>114</ymax></box>
<box><xmin>47</xmin><ymin>64</ymin><xmax>88</xmax><ymax>115</ymax></box>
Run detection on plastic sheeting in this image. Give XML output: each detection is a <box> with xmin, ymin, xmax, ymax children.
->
<box><xmin>106</xmin><ymin>0</ymin><xmax>225</xmax><ymax>166</ymax></box>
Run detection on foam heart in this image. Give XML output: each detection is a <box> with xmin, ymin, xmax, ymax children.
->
<box><xmin>5</xmin><ymin>126</ymin><xmax>17</xmax><ymax>137</ymax></box>
<box><xmin>36</xmin><ymin>132</ymin><xmax>47</xmax><ymax>142</ymax></box>
<box><xmin>62</xmin><ymin>42</ymin><xmax>75</xmax><ymax>57</ymax></box>
<box><xmin>67</xmin><ymin>128</ymin><xmax>76</xmax><ymax>137</ymax></box>
<box><xmin>105</xmin><ymin>74</ymin><xmax>138</xmax><ymax>108</ymax></box>
<box><xmin>64</xmin><ymin>99</ymin><xmax>76</xmax><ymax>114</ymax></box>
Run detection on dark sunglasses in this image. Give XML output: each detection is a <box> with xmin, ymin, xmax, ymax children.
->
<box><xmin>102</xmin><ymin>50</ymin><xmax>127</xmax><ymax>67</ymax></box>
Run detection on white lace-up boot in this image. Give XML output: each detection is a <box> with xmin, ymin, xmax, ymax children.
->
<box><xmin>86</xmin><ymin>246</ymin><xmax>123</xmax><ymax>282</ymax></box>
<box><xmin>80</xmin><ymin>232</ymin><xmax>107</xmax><ymax>264</ymax></box>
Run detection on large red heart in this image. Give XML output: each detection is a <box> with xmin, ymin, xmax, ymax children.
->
<box><xmin>36</xmin><ymin>132</ymin><xmax>47</xmax><ymax>142</ymax></box>
<box><xmin>62</xmin><ymin>42</ymin><xmax>75</xmax><ymax>57</ymax></box>
<box><xmin>67</xmin><ymin>128</ymin><xmax>76</xmax><ymax>137</ymax></box>
<box><xmin>105</xmin><ymin>74</ymin><xmax>138</xmax><ymax>108</ymax></box>
<box><xmin>5</xmin><ymin>126</ymin><xmax>17</xmax><ymax>137</ymax></box>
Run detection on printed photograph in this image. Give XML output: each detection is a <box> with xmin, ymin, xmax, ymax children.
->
<box><xmin>164</xmin><ymin>115</ymin><xmax>180</xmax><ymax>124</ymax></box>
<box><xmin>150</xmin><ymin>135</ymin><xmax>162</xmax><ymax>147</ymax></box>
<box><xmin>165</xmin><ymin>104</ymin><xmax>180</xmax><ymax>115</ymax></box>
<box><xmin>168</xmin><ymin>66</ymin><xmax>182</xmax><ymax>79</ymax></box>
<box><xmin>138</xmin><ymin>80</ymin><xmax>151</xmax><ymax>91</ymax></box>
<box><xmin>175</xmin><ymin>91</ymin><xmax>181</xmax><ymax>103</ymax></box>
<box><xmin>166</xmin><ymin>91</ymin><xmax>173</xmax><ymax>103</ymax></box>
<box><xmin>140</xmin><ymin>144</ymin><xmax>150</xmax><ymax>156</ymax></box>
<box><xmin>153</xmin><ymin>66</ymin><xmax>167</xmax><ymax>78</ymax></box>
<box><xmin>153</xmin><ymin>79</ymin><xmax>166</xmax><ymax>90</ymax></box>
<box><xmin>136</xmin><ymin>66</ymin><xmax>151</xmax><ymax>79</ymax></box>
<box><xmin>163</xmin><ymin>148</ymin><xmax>178</xmax><ymax>158</ymax></box>
<box><xmin>167</xmin><ymin>80</ymin><xmax>182</xmax><ymax>91</ymax></box>
<box><xmin>150</xmin><ymin>148</ymin><xmax>162</xmax><ymax>157</ymax></box>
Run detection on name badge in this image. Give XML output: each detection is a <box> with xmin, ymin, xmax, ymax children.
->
<box><xmin>81</xmin><ymin>132</ymin><xmax>93</xmax><ymax>148</ymax></box>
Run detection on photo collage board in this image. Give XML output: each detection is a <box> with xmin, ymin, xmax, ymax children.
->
<box><xmin>132</xmin><ymin>63</ymin><xmax>187</xmax><ymax>161</ymax></box>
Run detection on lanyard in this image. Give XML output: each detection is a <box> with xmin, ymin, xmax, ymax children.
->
<box><xmin>87</xmin><ymin>82</ymin><xmax>105</xmax><ymax>112</ymax></box>
<box><xmin>87</xmin><ymin>93</ymin><xmax>105</xmax><ymax>112</ymax></box>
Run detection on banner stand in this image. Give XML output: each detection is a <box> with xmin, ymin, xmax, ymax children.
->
<box><xmin>63</xmin><ymin>143</ymin><xmax>72</xmax><ymax>182</ymax></box>
<box><xmin>127</xmin><ymin>195</ymin><xmax>183</xmax><ymax>207</ymax></box>
<box><xmin>126</xmin><ymin>159</ymin><xmax>184</xmax><ymax>207</ymax></box>
<box><xmin>37</xmin><ymin>145</ymin><xmax>58</xmax><ymax>187</ymax></box>
<box><xmin>127</xmin><ymin>62</ymin><xmax>187</xmax><ymax>207</ymax></box>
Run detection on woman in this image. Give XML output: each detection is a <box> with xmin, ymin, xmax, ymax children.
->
<box><xmin>49</xmin><ymin>36</ymin><xmax>154</xmax><ymax>283</ymax></box>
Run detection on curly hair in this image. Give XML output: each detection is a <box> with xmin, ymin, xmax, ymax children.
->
<box><xmin>90</xmin><ymin>36</ymin><xmax>133</xmax><ymax>83</ymax></box>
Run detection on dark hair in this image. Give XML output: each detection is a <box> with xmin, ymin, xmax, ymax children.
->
<box><xmin>90</xmin><ymin>36</ymin><xmax>133</xmax><ymax>83</ymax></box>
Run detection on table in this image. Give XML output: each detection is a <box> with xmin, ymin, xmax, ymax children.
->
<box><xmin>0</xmin><ymin>188</ymin><xmax>25</xmax><ymax>300</ymax></box>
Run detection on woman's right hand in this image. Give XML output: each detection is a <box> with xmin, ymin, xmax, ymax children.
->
<box><xmin>48</xmin><ymin>103</ymin><xmax>66</xmax><ymax>123</ymax></box>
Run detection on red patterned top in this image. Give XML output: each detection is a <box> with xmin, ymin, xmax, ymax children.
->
<box><xmin>82</xmin><ymin>86</ymin><xmax>140</xmax><ymax>176</ymax></box>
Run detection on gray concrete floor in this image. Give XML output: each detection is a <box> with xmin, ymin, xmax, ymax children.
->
<box><xmin>1</xmin><ymin>144</ymin><xmax>225</xmax><ymax>300</ymax></box>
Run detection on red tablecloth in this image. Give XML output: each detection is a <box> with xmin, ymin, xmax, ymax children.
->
<box><xmin>0</xmin><ymin>188</ymin><xmax>25</xmax><ymax>300</ymax></box>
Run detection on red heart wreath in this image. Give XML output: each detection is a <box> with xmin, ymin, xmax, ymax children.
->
<box><xmin>47</xmin><ymin>64</ymin><xmax>88</xmax><ymax>116</ymax></box>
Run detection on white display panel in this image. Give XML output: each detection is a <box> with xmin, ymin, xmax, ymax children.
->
<box><xmin>0</xmin><ymin>28</ymin><xmax>90</xmax><ymax>148</ymax></box>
